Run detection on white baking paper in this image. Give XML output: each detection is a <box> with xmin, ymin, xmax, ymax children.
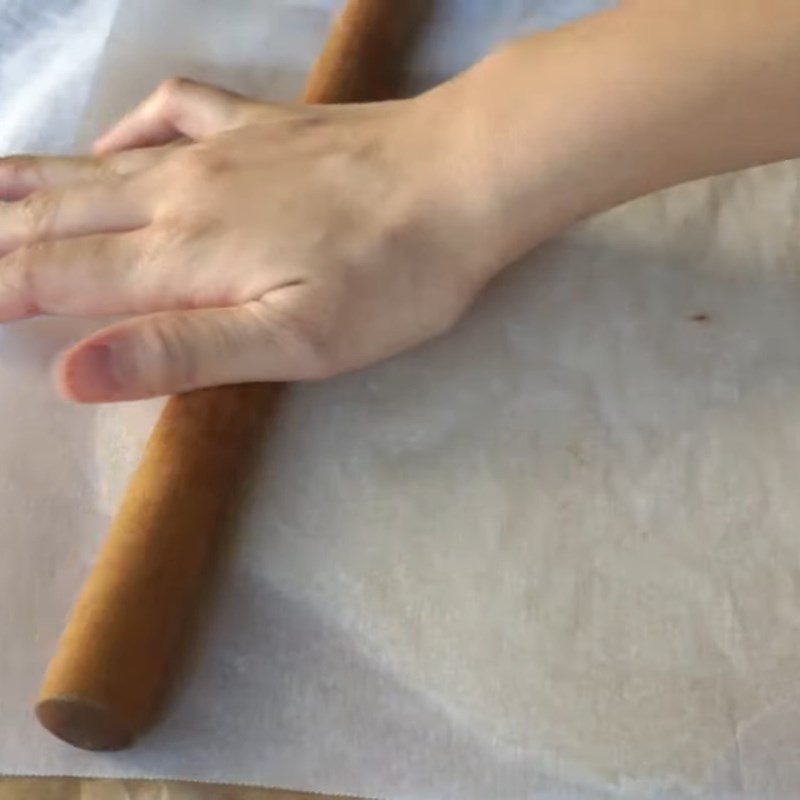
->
<box><xmin>4</xmin><ymin>1</ymin><xmax>800</xmax><ymax>798</ymax></box>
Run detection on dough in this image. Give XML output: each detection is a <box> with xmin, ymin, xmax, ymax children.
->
<box><xmin>91</xmin><ymin>55</ymin><xmax>800</xmax><ymax>800</ymax></box>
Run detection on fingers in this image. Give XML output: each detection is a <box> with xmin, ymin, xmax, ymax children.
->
<box><xmin>0</xmin><ymin>182</ymin><xmax>150</xmax><ymax>256</ymax></box>
<box><xmin>57</xmin><ymin>304</ymin><xmax>278</xmax><ymax>401</ymax></box>
<box><xmin>0</xmin><ymin>232</ymin><xmax>170</xmax><ymax>320</ymax></box>
<box><xmin>0</xmin><ymin>221</ymin><xmax>306</xmax><ymax>323</ymax></box>
<box><xmin>93</xmin><ymin>77</ymin><xmax>253</xmax><ymax>155</ymax></box>
<box><xmin>0</xmin><ymin>148</ymin><xmax>170</xmax><ymax>201</ymax></box>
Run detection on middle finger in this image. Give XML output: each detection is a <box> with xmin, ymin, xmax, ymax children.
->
<box><xmin>0</xmin><ymin>179</ymin><xmax>151</xmax><ymax>256</ymax></box>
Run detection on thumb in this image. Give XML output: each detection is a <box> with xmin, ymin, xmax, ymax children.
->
<box><xmin>57</xmin><ymin>303</ymin><xmax>306</xmax><ymax>402</ymax></box>
<box><xmin>92</xmin><ymin>77</ymin><xmax>253</xmax><ymax>155</ymax></box>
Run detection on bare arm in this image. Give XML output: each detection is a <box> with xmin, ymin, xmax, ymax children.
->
<box><xmin>437</xmin><ymin>0</ymin><xmax>800</xmax><ymax>263</ymax></box>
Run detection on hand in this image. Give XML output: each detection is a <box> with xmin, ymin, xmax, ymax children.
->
<box><xmin>0</xmin><ymin>78</ymin><xmax>500</xmax><ymax>401</ymax></box>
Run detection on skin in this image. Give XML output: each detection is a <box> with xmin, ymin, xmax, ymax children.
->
<box><xmin>0</xmin><ymin>0</ymin><xmax>799</xmax><ymax>402</ymax></box>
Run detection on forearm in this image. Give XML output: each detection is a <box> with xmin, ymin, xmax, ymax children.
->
<box><xmin>430</xmin><ymin>0</ymin><xmax>800</xmax><ymax>264</ymax></box>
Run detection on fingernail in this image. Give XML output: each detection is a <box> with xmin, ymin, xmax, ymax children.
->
<box><xmin>60</xmin><ymin>343</ymin><xmax>124</xmax><ymax>402</ymax></box>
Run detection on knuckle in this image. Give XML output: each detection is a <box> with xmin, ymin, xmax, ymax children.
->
<box><xmin>146</xmin><ymin>216</ymin><xmax>209</xmax><ymax>258</ymax></box>
<box><xmin>147</xmin><ymin>218</ymin><xmax>190</xmax><ymax>250</ymax></box>
<box><xmin>170</xmin><ymin>145</ymin><xmax>231</xmax><ymax>181</ymax></box>
<box><xmin>4</xmin><ymin>241</ymin><xmax>48</xmax><ymax>309</ymax></box>
<box><xmin>155</xmin><ymin>75</ymin><xmax>191</xmax><ymax>105</ymax></box>
<box><xmin>17</xmin><ymin>192</ymin><xmax>57</xmax><ymax>240</ymax></box>
<box><xmin>187</xmin><ymin>146</ymin><xmax>231</xmax><ymax>176</ymax></box>
<box><xmin>300</xmin><ymin>346</ymin><xmax>339</xmax><ymax>380</ymax></box>
<box><xmin>138</xmin><ymin>317</ymin><xmax>197</xmax><ymax>392</ymax></box>
<box><xmin>443</xmin><ymin>272</ymin><xmax>475</xmax><ymax>319</ymax></box>
<box><xmin>93</xmin><ymin>157</ymin><xmax>126</xmax><ymax>181</ymax></box>
<box><xmin>11</xmin><ymin>239</ymin><xmax>48</xmax><ymax>272</ymax></box>
<box><xmin>155</xmin><ymin>214</ymin><xmax>208</xmax><ymax>245</ymax></box>
<box><xmin>132</xmin><ymin>220</ymin><xmax>211</xmax><ymax>309</ymax></box>
<box><xmin>129</xmin><ymin>225</ymin><xmax>178</xmax><ymax>292</ymax></box>
<box><xmin>278</xmin><ymin>109</ymin><xmax>325</xmax><ymax>135</ymax></box>
<box><xmin>266</xmin><ymin>301</ymin><xmax>339</xmax><ymax>380</ymax></box>
<box><xmin>428</xmin><ymin>283</ymin><xmax>471</xmax><ymax>338</ymax></box>
<box><xmin>247</xmin><ymin>107</ymin><xmax>326</xmax><ymax>144</ymax></box>
<box><xmin>12</xmin><ymin>240</ymin><xmax>49</xmax><ymax>266</ymax></box>
<box><xmin>285</xmin><ymin>317</ymin><xmax>332</xmax><ymax>377</ymax></box>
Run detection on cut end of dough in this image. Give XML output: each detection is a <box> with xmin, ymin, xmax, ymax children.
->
<box><xmin>35</xmin><ymin>695</ymin><xmax>134</xmax><ymax>751</ymax></box>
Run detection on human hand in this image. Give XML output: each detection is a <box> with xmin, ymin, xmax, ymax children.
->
<box><xmin>0</xmin><ymin>78</ymin><xmax>503</xmax><ymax>401</ymax></box>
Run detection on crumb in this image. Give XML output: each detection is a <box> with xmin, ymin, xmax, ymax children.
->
<box><xmin>689</xmin><ymin>313</ymin><xmax>710</xmax><ymax>323</ymax></box>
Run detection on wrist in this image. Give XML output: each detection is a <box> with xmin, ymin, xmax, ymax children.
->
<box><xmin>420</xmin><ymin>28</ymin><xmax>629</xmax><ymax>273</ymax></box>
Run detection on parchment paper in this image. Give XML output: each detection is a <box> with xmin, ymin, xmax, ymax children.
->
<box><xmin>4</xmin><ymin>2</ymin><xmax>800</xmax><ymax>799</ymax></box>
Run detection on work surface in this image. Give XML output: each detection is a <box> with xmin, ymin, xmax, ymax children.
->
<box><xmin>0</xmin><ymin>780</ymin><xmax>343</xmax><ymax>800</ymax></box>
<box><xmin>5</xmin><ymin>1</ymin><xmax>800</xmax><ymax>799</ymax></box>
